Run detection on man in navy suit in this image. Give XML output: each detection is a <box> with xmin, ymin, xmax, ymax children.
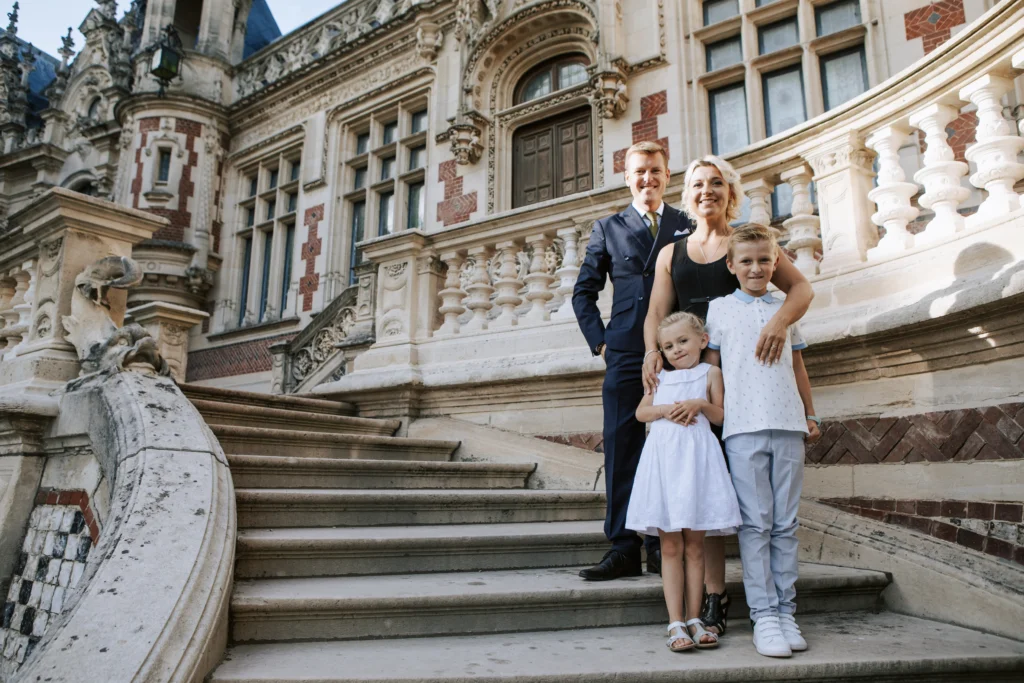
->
<box><xmin>572</xmin><ymin>141</ymin><xmax>690</xmax><ymax>580</ymax></box>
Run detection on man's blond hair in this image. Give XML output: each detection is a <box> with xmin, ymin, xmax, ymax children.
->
<box><xmin>727</xmin><ymin>225</ymin><xmax>778</xmax><ymax>260</ymax></box>
<box><xmin>623</xmin><ymin>141</ymin><xmax>668</xmax><ymax>170</ymax></box>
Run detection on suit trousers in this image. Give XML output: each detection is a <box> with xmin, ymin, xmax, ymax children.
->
<box><xmin>724</xmin><ymin>429</ymin><xmax>804</xmax><ymax>621</ymax></box>
<box><xmin>602</xmin><ymin>349</ymin><xmax>659</xmax><ymax>558</ymax></box>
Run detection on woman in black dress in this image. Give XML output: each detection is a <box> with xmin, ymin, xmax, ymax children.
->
<box><xmin>641</xmin><ymin>155</ymin><xmax>815</xmax><ymax>636</ymax></box>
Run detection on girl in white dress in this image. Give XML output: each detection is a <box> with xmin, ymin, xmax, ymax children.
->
<box><xmin>627</xmin><ymin>311</ymin><xmax>742</xmax><ymax>652</ymax></box>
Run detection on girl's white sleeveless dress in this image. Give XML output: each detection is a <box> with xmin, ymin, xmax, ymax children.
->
<box><xmin>626</xmin><ymin>364</ymin><xmax>742</xmax><ymax>536</ymax></box>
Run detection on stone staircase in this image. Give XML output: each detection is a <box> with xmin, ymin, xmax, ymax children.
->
<box><xmin>179</xmin><ymin>386</ymin><xmax>1024</xmax><ymax>682</ymax></box>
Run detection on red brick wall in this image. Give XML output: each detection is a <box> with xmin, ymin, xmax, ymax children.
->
<box><xmin>130</xmin><ymin>117</ymin><xmax>161</xmax><ymax>209</ymax></box>
<box><xmin>904</xmin><ymin>0</ymin><xmax>966</xmax><ymax>54</ymax></box>
<box><xmin>613</xmin><ymin>91</ymin><xmax>670</xmax><ymax>174</ymax></box>
<box><xmin>300</xmin><ymin>205</ymin><xmax>324</xmax><ymax>312</ymax></box>
<box><xmin>186</xmin><ymin>333</ymin><xmax>296</xmax><ymax>382</ymax></box>
<box><xmin>33</xmin><ymin>489</ymin><xmax>100</xmax><ymax>544</ymax></box>
<box><xmin>822</xmin><ymin>497</ymin><xmax>1023</xmax><ymax>565</ymax></box>
<box><xmin>436</xmin><ymin>160</ymin><xmax>478</xmax><ymax>227</ymax></box>
<box><xmin>130</xmin><ymin>117</ymin><xmax>203</xmax><ymax>243</ymax></box>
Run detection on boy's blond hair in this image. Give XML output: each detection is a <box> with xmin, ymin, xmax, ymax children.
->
<box><xmin>624</xmin><ymin>140</ymin><xmax>668</xmax><ymax>169</ymax></box>
<box><xmin>727</xmin><ymin>225</ymin><xmax>778</xmax><ymax>260</ymax></box>
<box><xmin>680</xmin><ymin>155</ymin><xmax>743</xmax><ymax>222</ymax></box>
<box><xmin>657</xmin><ymin>311</ymin><xmax>705</xmax><ymax>338</ymax></box>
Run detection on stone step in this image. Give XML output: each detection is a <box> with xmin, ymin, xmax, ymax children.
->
<box><xmin>235</xmin><ymin>489</ymin><xmax>606</xmax><ymax>529</ymax></box>
<box><xmin>229</xmin><ymin>562</ymin><xmax>887</xmax><ymax>643</ymax></box>
<box><xmin>235</xmin><ymin>521</ymin><xmax>609</xmax><ymax>578</ymax></box>
<box><xmin>192</xmin><ymin>399</ymin><xmax>400</xmax><ymax>436</ymax></box>
<box><xmin>213</xmin><ymin>426</ymin><xmax>459</xmax><ymax>461</ymax></box>
<box><xmin>227</xmin><ymin>455</ymin><xmax>535</xmax><ymax>490</ymax></box>
<box><xmin>212</xmin><ymin>611</ymin><xmax>1024</xmax><ymax>682</ymax></box>
<box><xmin>181</xmin><ymin>383</ymin><xmax>355</xmax><ymax>416</ymax></box>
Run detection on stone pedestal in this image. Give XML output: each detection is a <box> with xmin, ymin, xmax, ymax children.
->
<box><xmin>126</xmin><ymin>302</ymin><xmax>209</xmax><ymax>382</ymax></box>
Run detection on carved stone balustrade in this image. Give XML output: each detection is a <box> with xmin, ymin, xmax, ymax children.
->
<box><xmin>908</xmin><ymin>103</ymin><xmax>971</xmax><ymax>243</ymax></box>
<box><xmin>743</xmin><ymin>178</ymin><xmax>775</xmax><ymax>230</ymax></box>
<box><xmin>866</xmin><ymin>126</ymin><xmax>920</xmax><ymax>259</ymax></box>
<box><xmin>959</xmin><ymin>74</ymin><xmax>1024</xmax><ymax>226</ymax></box>
<box><xmin>551</xmin><ymin>225</ymin><xmax>582</xmax><ymax>320</ymax></box>
<box><xmin>780</xmin><ymin>166</ymin><xmax>821</xmax><ymax>277</ymax></box>
<box><xmin>462</xmin><ymin>245</ymin><xmax>495</xmax><ymax>333</ymax></box>
<box><xmin>491</xmin><ymin>240</ymin><xmax>524</xmax><ymax>327</ymax></box>
<box><xmin>521</xmin><ymin>234</ymin><xmax>556</xmax><ymax>324</ymax></box>
<box><xmin>436</xmin><ymin>251</ymin><xmax>468</xmax><ymax>335</ymax></box>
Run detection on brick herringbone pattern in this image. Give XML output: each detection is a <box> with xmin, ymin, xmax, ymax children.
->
<box><xmin>807</xmin><ymin>403</ymin><xmax>1024</xmax><ymax>465</ymax></box>
<box><xmin>186</xmin><ymin>333</ymin><xmax>296</xmax><ymax>382</ymax></box>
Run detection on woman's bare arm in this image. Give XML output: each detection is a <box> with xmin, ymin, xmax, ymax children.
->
<box><xmin>641</xmin><ymin>244</ymin><xmax>677</xmax><ymax>394</ymax></box>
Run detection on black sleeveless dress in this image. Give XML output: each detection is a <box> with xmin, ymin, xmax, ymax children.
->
<box><xmin>670</xmin><ymin>236</ymin><xmax>740</xmax><ymax>322</ymax></box>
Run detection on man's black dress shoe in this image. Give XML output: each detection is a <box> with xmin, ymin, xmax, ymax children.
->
<box><xmin>646</xmin><ymin>548</ymin><xmax>661</xmax><ymax>576</ymax></box>
<box><xmin>579</xmin><ymin>550</ymin><xmax>642</xmax><ymax>581</ymax></box>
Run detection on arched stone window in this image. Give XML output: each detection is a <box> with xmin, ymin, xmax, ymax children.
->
<box><xmin>511</xmin><ymin>54</ymin><xmax>593</xmax><ymax>208</ymax></box>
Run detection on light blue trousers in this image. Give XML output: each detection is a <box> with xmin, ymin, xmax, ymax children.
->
<box><xmin>724</xmin><ymin>429</ymin><xmax>804</xmax><ymax>622</ymax></box>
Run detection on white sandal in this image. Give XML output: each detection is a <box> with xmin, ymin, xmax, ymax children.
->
<box><xmin>666</xmin><ymin>621</ymin><xmax>696</xmax><ymax>652</ymax></box>
<box><xmin>685</xmin><ymin>617</ymin><xmax>720</xmax><ymax>649</ymax></box>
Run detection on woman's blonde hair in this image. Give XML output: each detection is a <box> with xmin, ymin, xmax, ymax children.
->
<box><xmin>680</xmin><ymin>155</ymin><xmax>743</xmax><ymax>223</ymax></box>
<box><xmin>657</xmin><ymin>311</ymin><xmax>705</xmax><ymax>339</ymax></box>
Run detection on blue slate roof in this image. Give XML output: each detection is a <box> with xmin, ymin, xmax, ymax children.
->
<box><xmin>243</xmin><ymin>0</ymin><xmax>282</xmax><ymax>59</ymax></box>
<box><xmin>0</xmin><ymin>32</ymin><xmax>60</xmax><ymax>125</ymax></box>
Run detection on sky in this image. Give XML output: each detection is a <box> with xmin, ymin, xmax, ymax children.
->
<box><xmin>16</xmin><ymin>0</ymin><xmax>338</xmax><ymax>59</ymax></box>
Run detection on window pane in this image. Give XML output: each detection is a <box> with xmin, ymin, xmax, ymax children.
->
<box><xmin>290</xmin><ymin>162</ymin><xmax>300</xmax><ymax>182</ymax></box>
<box><xmin>772</xmin><ymin>182</ymin><xmax>793</xmax><ymax>217</ymax></box>
<box><xmin>378</xmin><ymin>192</ymin><xmax>394</xmax><ymax>235</ymax></box>
<box><xmin>349</xmin><ymin>201</ymin><xmax>365</xmax><ymax>284</ymax></box>
<box><xmin>248</xmin><ymin>176</ymin><xmax>257</xmax><ymax>197</ymax></box>
<box><xmin>759</xmin><ymin>17</ymin><xmax>799</xmax><ymax>54</ymax></box>
<box><xmin>756</xmin><ymin>0</ymin><xmax>779</xmax><ymax>5</ymax></box>
<box><xmin>356</xmin><ymin>132</ymin><xmax>370</xmax><ymax>155</ymax></box>
<box><xmin>383</xmin><ymin>121</ymin><xmax>398</xmax><ymax>145</ymax></box>
<box><xmin>816</xmin><ymin>0</ymin><xmax>860</xmax><ymax>37</ymax></box>
<box><xmin>520</xmin><ymin>71</ymin><xmax>552</xmax><ymax>102</ymax></box>
<box><xmin>268</xmin><ymin>169</ymin><xmax>278</xmax><ymax>189</ymax></box>
<box><xmin>287</xmin><ymin>192</ymin><xmax>297</xmax><ymax>212</ymax></box>
<box><xmin>266</xmin><ymin>199</ymin><xmax>276</xmax><ymax>221</ymax></box>
<box><xmin>245</xmin><ymin>206</ymin><xmax>255</xmax><ymax>227</ymax></box>
<box><xmin>821</xmin><ymin>46</ymin><xmax>868</xmax><ymax>110</ymax></box>
<box><xmin>259</xmin><ymin>233</ymin><xmax>273</xmax><ymax>321</ymax></box>
<box><xmin>409</xmin><ymin>145</ymin><xmax>426</xmax><ymax>170</ymax></box>
<box><xmin>763</xmin><ymin>66</ymin><xmax>806</xmax><ymax>137</ymax></box>
<box><xmin>406</xmin><ymin>182</ymin><xmax>424</xmax><ymax>230</ymax></box>
<box><xmin>411</xmin><ymin>109</ymin><xmax>428</xmax><ymax>134</ymax></box>
<box><xmin>558</xmin><ymin>62</ymin><xmax>588</xmax><ymax>89</ymax></box>
<box><xmin>704</xmin><ymin>0</ymin><xmax>738</xmax><ymax>26</ymax></box>
<box><xmin>709</xmin><ymin>83</ymin><xmax>749</xmax><ymax>155</ymax></box>
<box><xmin>238</xmin><ymin>236</ymin><xmax>252</xmax><ymax>326</ymax></box>
<box><xmin>381</xmin><ymin>156</ymin><xmax>395</xmax><ymax>181</ymax></box>
<box><xmin>280</xmin><ymin>224</ymin><xmax>294</xmax><ymax>315</ymax></box>
<box><xmin>353</xmin><ymin>167</ymin><xmax>367</xmax><ymax>189</ymax></box>
<box><xmin>158</xmin><ymin>150</ymin><xmax>171</xmax><ymax>182</ymax></box>
<box><xmin>706</xmin><ymin>36</ymin><xmax>742</xmax><ymax>72</ymax></box>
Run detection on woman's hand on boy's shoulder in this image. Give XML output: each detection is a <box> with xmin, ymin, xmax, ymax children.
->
<box><xmin>805</xmin><ymin>419</ymin><xmax>821</xmax><ymax>443</ymax></box>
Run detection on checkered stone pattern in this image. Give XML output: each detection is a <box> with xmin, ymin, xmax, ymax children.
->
<box><xmin>821</xmin><ymin>497</ymin><xmax>1024</xmax><ymax>566</ymax></box>
<box><xmin>612</xmin><ymin>91</ymin><xmax>670</xmax><ymax>174</ymax></box>
<box><xmin>1</xmin><ymin>489</ymin><xmax>98</xmax><ymax>675</ymax></box>
<box><xmin>904</xmin><ymin>0</ymin><xmax>966</xmax><ymax>54</ymax></box>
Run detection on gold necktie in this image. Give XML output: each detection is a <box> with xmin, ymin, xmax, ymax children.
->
<box><xmin>646</xmin><ymin>211</ymin><xmax>659</xmax><ymax>239</ymax></box>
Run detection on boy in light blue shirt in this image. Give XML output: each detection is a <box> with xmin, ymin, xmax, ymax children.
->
<box><xmin>704</xmin><ymin>226</ymin><xmax>821</xmax><ymax>659</ymax></box>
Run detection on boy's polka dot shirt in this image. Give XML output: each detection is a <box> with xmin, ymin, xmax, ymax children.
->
<box><xmin>706</xmin><ymin>289</ymin><xmax>809</xmax><ymax>441</ymax></box>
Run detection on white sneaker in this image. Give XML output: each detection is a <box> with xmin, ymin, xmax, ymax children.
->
<box><xmin>752</xmin><ymin>616</ymin><xmax>792</xmax><ymax>658</ymax></box>
<box><xmin>778</xmin><ymin>613</ymin><xmax>808</xmax><ymax>651</ymax></box>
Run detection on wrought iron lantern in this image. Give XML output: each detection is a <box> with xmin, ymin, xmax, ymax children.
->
<box><xmin>150</xmin><ymin>25</ymin><xmax>183</xmax><ymax>96</ymax></box>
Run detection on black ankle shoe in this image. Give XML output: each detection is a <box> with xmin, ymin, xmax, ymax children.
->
<box><xmin>700</xmin><ymin>587</ymin><xmax>730</xmax><ymax>636</ymax></box>
<box><xmin>646</xmin><ymin>548</ymin><xmax>661</xmax><ymax>576</ymax></box>
<box><xmin>579</xmin><ymin>550</ymin><xmax>642</xmax><ymax>581</ymax></box>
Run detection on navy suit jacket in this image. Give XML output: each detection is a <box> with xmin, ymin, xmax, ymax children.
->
<box><xmin>572</xmin><ymin>204</ymin><xmax>691</xmax><ymax>355</ymax></box>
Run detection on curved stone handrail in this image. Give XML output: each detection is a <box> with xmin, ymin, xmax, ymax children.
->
<box><xmin>15</xmin><ymin>369</ymin><xmax>235</xmax><ymax>682</ymax></box>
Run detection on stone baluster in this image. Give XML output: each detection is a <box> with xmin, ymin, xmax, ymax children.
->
<box><xmin>521</xmin><ymin>234</ymin><xmax>555</xmax><ymax>324</ymax></box>
<box><xmin>780</xmin><ymin>165</ymin><xmax>821</xmax><ymax>277</ymax></box>
<box><xmin>959</xmin><ymin>74</ymin><xmax>1024</xmax><ymax>226</ymax></box>
<box><xmin>436</xmin><ymin>251</ymin><xmax>467</xmax><ymax>336</ymax></box>
<box><xmin>0</xmin><ymin>277</ymin><xmax>14</xmax><ymax>353</ymax></box>
<box><xmin>2</xmin><ymin>264</ymin><xmax>33</xmax><ymax>356</ymax></box>
<box><xmin>462</xmin><ymin>245</ymin><xmax>494</xmax><ymax>333</ymax></box>
<box><xmin>743</xmin><ymin>178</ymin><xmax>775</xmax><ymax>229</ymax></box>
<box><xmin>908</xmin><ymin>103</ymin><xmax>971</xmax><ymax>242</ymax></box>
<box><xmin>491</xmin><ymin>240</ymin><xmax>524</xmax><ymax>327</ymax></box>
<box><xmin>807</xmin><ymin>133</ymin><xmax>878</xmax><ymax>272</ymax></box>
<box><xmin>866</xmin><ymin>126</ymin><xmax>920</xmax><ymax>259</ymax></box>
<box><xmin>551</xmin><ymin>226</ymin><xmax>581</xmax><ymax>320</ymax></box>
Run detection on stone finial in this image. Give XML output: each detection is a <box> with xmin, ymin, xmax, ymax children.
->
<box><xmin>96</xmin><ymin>0</ymin><xmax>117</xmax><ymax>20</ymax></box>
<box><xmin>5</xmin><ymin>2</ymin><xmax>17</xmax><ymax>36</ymax></box>
<box><xmin>58</xmin><ymin>27</ymin><xmax>75</xmax><ymax>69</ymax></box>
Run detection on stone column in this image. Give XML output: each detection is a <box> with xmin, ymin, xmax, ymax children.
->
<box><xmin>551</xmin><ymin>226</ymin><xmax>581</xmax><ymax>320</ymax></box>
<box><xmin>866</xmin><ymin>126</ymin><xmax>920</xmax><ymax>259</ymax></box>
<box><xmin>126</xmin><ymin>302</ymin><xmax>209</xmax><ymax>382</ymax></box>
<box><xmin>436</xmin><ymin>251</ymin><xmax>467</xmax><ymax>336</ymax></box>
<box><xmin>462</xmin><ymin>246</ymin><xmax>495</xmax><ymax>333</ymax></box>
<box><xmin>743</xmin><ymin>178</ymin><xmax>775</xmax><ymax>229</ymax></box>
<box><xmin>807</xmin><ymin>133</ymin><xmax>878</xmax><ymax>272</ymax></box>
<box><xmin>909</xmin><ymin>103</ymin><xmax>970</xmax><ymax>243</ymax></box>
<box><xmin>959</xmin><ymin>74</ymin><xmax>1024</xmax><ymax>226</ymax></box>
<box><xmin>1</xmin><ymin>189</ymin><xmax>164</xmax><ymax>393</ymax></box>
<box><xmin>780</xmin><ymin>165</ymin><xmax>821</xmax><ymax>277</ymax></box>
<box><xmin>491</xmin><ymin>240</ymin><xmax>524</xmax><ymax>328</ymax></box>
<box><xmin>521</xmin><ymin>234</ymin><xmax>555</xmax><ymax>324</ymax></box>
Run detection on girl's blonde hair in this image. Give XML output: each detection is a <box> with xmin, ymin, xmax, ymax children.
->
<box><xmin>680</xmin><ymin>155</ymin><xmax>743</xmax><ymax>223</ymax></box>
<box><xmin>657</xmin><ymin>311</ymin><xmax>705</xmax><ymax>339</ymax></box>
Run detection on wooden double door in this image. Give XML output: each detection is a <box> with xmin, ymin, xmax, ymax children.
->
<box><xmin>512</xmin><ymin>108</ymin><xmax>593</xmax><ymax>209</ymax></box>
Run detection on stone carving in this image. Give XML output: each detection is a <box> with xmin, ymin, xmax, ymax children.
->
<box><xmin>291</xmin><ymin>306</ymin><xmax>355</xmax><ymax>383</ymax></box>
<box><xmin>62</xmin><ymin>256</ymin><xmax>168</xmax><ymax>379</ymax></box>
<box><xmin>442</xmin><ymin>119</ymin><xmax>484</xmax><ymax>165</ymax></box>
<box><xmin>416</xmin><ymin>22</ymin><xmax>444</xmax><ymax>61</ymax></box>
<box><xmin>590</xmin><ymin>66</ymin><xmax>628</xmax><ymax>119</ymax></box>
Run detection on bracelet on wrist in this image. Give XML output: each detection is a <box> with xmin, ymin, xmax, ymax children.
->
<box><xmin>806</xmin><ymin>415</ymin><xmax>821</xmax><ymax>425</ymax></box>
<box><xmin>644</xmin><ymin>349</ymin><xmax>659</xmax><ymax>361</ymax></box>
